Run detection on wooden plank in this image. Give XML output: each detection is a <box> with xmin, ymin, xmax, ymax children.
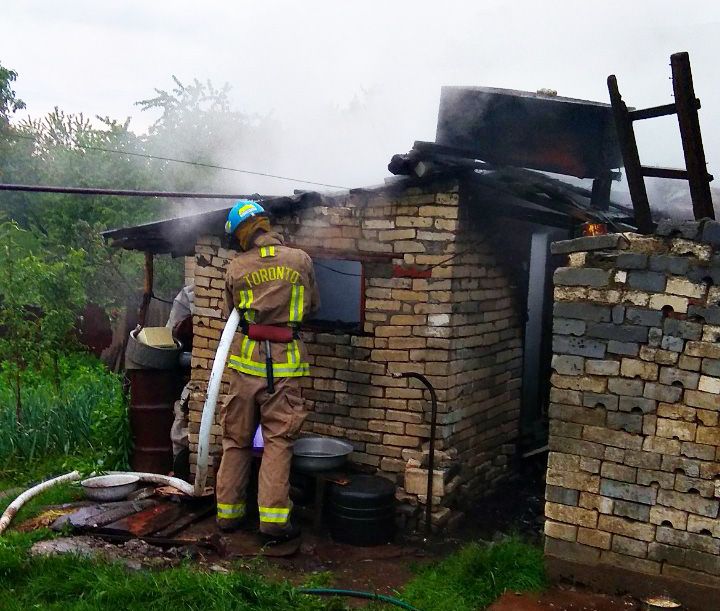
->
<box><xmin>629</xmin><ymin>103</ymin><xmax>677</xmax><ymax>121</ymax></box>
<box><xmin>641</xmin><ymin>167</ymin><xmax>689</xmax><ymax>180</ymax></box>
<box><xmin>671</xmin><ymin>52</ymin><xmax>715</xmax><ymax>220</ymax></box>
<box><xmin>607</xmin><ymin>75</ymin><xmax>654</xmax><ymax>233</ymax></box>
<box><xmin>153</xmin><ymin>502</ymin><xmax>215</xmax><ymax>538</ymax></box>
<box><xmin>98</xmin><ymin>502</ymin><xmax>185</xmax><ymax>537</ymax></box>
<box><xmin>52</xmin><ymin>500</ymin><xmax>157</xmax><ymax>532</ymax></box>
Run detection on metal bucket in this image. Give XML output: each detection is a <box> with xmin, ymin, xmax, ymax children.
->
<box><xmin>292</xmin><ymin>437</ymin><xmax>353</xmax><ymax>472</ymax></box>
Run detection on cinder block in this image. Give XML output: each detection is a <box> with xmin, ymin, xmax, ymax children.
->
<box><xmin>554</xmin><ymin>267</ymin><xmax>612</xmax><ymax>287</ymax></box>
<box><xmin>620</xmin><ymin>358</ymin><xmax>658</xmax><ymax>380</ymax></box>
<box><xmin>657</xmin><ymin>489</ymin><xmax>719</xmax><ymax>518</ymax></box>
<box><xmin>553</xmin><ymin>302</ymin><xmax>611</xmax><ymax>322</ymax></box>
<box><xmin>599</xmin><ymin>479</ymin><xmax>656</xmax><ymax>505</ymax></box>
<box><xmin>544</xmin><ymin>520</ymin><xmax>578</xmax><ymax>541</ymax></box>
<box><xmin>601</xmin><ymin>462</ymin><xmax>637</xmax><ymax>483</ymax></box>
<box><xmin>607</xmin><ymin>411</ymin><xmax>643</xmax><ymax>433</ymax></box>
<box><xmin>618</xmin><ymin>396</ymin><xmax>656</xmax><ymax>414</ymax></box>
<box><xmin>628</xmin><ymin>271</ymin><xmax>667</xmax><ymax>293</ymax></box>
<box><xmin>612</xmin><ymin>534</ymin><xmax>649</xmax><ymax>557</ymax></box>
<box><xmin>597</xmin><ymin>514</ymin><xmax>656</xmax><ymax>541</ymax></box>
<box><xmin>551</xmin><ymin>234</ymin><xmax>625</xmax><ymax>255</ymax></box>
<box><xmin>608</xmin><ymin>377</ymin><xmax>644</xmax><ymax>396</ymax></box>
<box><xmin>687</xmin><ymin>306</ymin><xmax>720</xmax><ymax>326</ymax></box>
<box><xmin>616</xmin><ymin>253</ymin><xmax>648</xmax><ymax>270</ymax></box>
<box><xmin>588</xmin><ymin>323</ymin><xmax>649</xmax><ymax>343</ymax></box>
<box><xmin>663</xmin><ymin>318</ymin><xmax>703</xmax><ymax>340</ymax></box>
<box><xmin>553</xmin><ymin>335</ymin><xmax>607</xmax><ymax>359</ymax></box>
<box><xmin>545</xmin><ymin>501</ymin><xmax>598</xmax><ymax>528</ymax></box>
<box><xmin>624</xmin><ymin>449</ymin><xmax>662</xmax><ymax>470</ymax></box>
<box><xmin>585</xmin><ymin>360</ymin><xmax>620</xmax><ymax>376</ymax></box>
<box><xmin>661</xmin><ymin>335</ymin><xmax>685</xmax><ymax>352</ymax></box>
<box><xmin>582</xmin><ymin>392</ymin><xmax>619</xmax><ymax>410</ymax></box>
<box><xmin>649</xmin><ymin>506</ymin><xmax>688</xmax><ymax>530</ymax></box>
<box><xmin>648</xmin><ymin>255</ymin><xmax>690</xmax><ymax>275</ymax></box>
<box><xmin>655</xmin><ymin>418</ymin><xmax>696</xmax><ymax>442</ymax></box>
<box><xmin>643</xmin><ymin>383</ymin><xmax>683</xmax><ymax>403</ymax></box>
<box><xmin>607</xmin><ymin>341</ymin><xmax>639</xmax><ymax>356</ymax></box>
<box><xmin>577</xmin><ymin>527</ymin><xmax>612</xmax><ymax>549</ymax></box>
<box><xmin>551</xmin><ymin>354</ymin><xmax>585</xmax><ymax>375</ymax></box>
<box><xmin>656</xmin><ymin>525</ymin><xmax>720</xmax><ymax>555</ymax></box>
<box><xmin>553</xmin><ymin>318</ymin><xmax>587</xmax><ymax>336</ymax></box>
<box><xmin>545</xmin><ymin>484</ymin><xmax>580</xmax><ymax>506</ymax></box>
<box><xmin>625</xmin><ymin>307</ymin><xmax>664</xmax><ymax>327</ymax></box>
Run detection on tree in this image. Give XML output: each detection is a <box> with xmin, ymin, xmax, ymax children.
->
<box><xmin>0</xmin><ymin>222</ymin><xmax>87</xmax><ymax>420</ymax></box>
<box><xmin>0</xmin><ymin>62</ymin><xmax>25</xmax><ymax>125</ymax></box>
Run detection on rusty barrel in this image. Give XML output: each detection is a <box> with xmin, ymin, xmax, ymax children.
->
<box><xmin>127</xmin><ymin>369</ymin><xmax>179</xmax><ymax>473</ymax></box>
<box><xmin>125</xmin><ymin>330</ymin><xmax>183</xmax><ymax>474</ymax></box>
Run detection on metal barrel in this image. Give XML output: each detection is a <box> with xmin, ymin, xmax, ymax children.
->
<box><xmin>127</xmin><ymin>369</ymin><xmax>179</xmax><ymax>473</ymax></box>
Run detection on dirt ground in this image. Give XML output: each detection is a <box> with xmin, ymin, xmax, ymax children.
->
<box><xmin>18</xmin><ymin>455</ymin><xmax>648</xmax><ymax>609</ymax></box>
<box><xmin>488</xmin><ymin>588</ymin><xmax>641</xmax><ymax>611</ymax></box>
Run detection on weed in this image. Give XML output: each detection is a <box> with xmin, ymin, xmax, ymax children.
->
<box><xmin>0</xmin><ymin>353</ymin><xmax>131</xmax><ymax>473</ymax></box>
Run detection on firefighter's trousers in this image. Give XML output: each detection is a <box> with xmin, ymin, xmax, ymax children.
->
<box><xmin>215</xmin><ymin>372</ymin><xmax>307</xmax><ymax>534</ymax></box>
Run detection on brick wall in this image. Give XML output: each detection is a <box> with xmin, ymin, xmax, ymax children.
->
<box><xmin>544</xmin><ymin>220</ymin><xmax>720</xmax><ymax>602</ymax></box>
<box><xmin>187</xmin><ymin>177</ymin><xmax>525</xmax><ymax>531</ymax></box>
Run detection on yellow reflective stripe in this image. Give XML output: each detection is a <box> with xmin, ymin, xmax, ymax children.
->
<box><xmin>217</xmin><ymin>502</ymin><xmax>245</xmax><ymax>518</ymax></box>
<box><xmin>259</xmin><ymin>246</ymin><xmax>276</xmax><ymax>258</ymax></box>
<box><xmin>269</xmin><ymin>246</ymin><xmax>276</xmax><ymax>256</ymax></box>
<box><xmin>227</xmin><ymin>356</ymin><xmax>309</xmax><ymax>377</ymax></box>
<box><xmin>289</xmin><ymin>284</ymin><xmax>305</xmax><ymax>323</ymax></box>
<box><xmin>258</xmin><ymin>506</ymin><xmax>290</xmax><ymax>523</ymax></box>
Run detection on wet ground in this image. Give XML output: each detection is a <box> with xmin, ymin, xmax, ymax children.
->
<box><xmin>489</xmin><ymin>588</ymin><xmax>640</xmax><ymax>611</ymax></box>
<box><xmin>17</xmin><ymin>455</ymin><xmax>646</xmax><ymax>609</ymax></box>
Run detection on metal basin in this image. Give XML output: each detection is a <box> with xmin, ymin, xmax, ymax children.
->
<box><xmin>81</xmin><ymin>474</ymin><xmax>140</xmax><ymax>502</ymax></box>
<box><xmin>293</xmin><ymin>437</ymin><xmax>353</xmax><ymax>473</ymax></box>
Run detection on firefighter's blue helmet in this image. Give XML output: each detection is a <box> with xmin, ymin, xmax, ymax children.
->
<box><xmin>225</xmin><ymin>200</ymin><xmax>265</xmax><ymax>234</ymax></box>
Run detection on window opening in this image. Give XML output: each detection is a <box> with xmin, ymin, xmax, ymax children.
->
<box><xmin>309</xmin><ymin>258</ymin><xmax>363</xmax><ymax>331</ymax></box>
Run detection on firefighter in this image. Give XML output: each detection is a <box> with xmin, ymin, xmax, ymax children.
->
<box><xmin>215</xmin><ymin>200</ymin><xmax>320</xmax><ymax>542</ymax></box>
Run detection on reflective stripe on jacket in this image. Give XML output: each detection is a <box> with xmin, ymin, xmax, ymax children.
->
<box><xmin>223</xmin><ymin>232</ymin><xmax>320</xmax><ymax>378</ymax></box>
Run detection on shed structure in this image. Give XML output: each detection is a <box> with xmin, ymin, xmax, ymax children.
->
<box><xmin>105</xmin><ymin>168</ymin><xmax>631</xmax><ymax>530</ymax></box>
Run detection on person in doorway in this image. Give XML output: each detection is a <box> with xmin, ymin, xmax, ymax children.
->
<box><xmin>216</xmin><ymin>200</ymin><xmax>320</xmax><ymax>542</ymax></box>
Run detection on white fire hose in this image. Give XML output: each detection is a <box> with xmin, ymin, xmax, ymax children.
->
<box><xmin>0</xmin><ymin>310</ymin><xmax>240</xmax><ymax>535</ymax></box>
<box><xmin>194</xmin><ymin>308</ymin><xmax>240</xmax><ymax>496</ymax></box>
<box><xmin>0</xmin><ymin>471</ymin><xmax>194</xmax><ymax>535</ymax></box>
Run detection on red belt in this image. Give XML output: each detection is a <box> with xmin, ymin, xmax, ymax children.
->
<box><xmin>246</xmin><ymin>324</ymin><xmax>294</xmax><ymax>343</ymax></box>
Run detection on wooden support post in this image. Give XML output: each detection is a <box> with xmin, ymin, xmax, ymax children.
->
<box><xmin>607</xmin><ymin>75</ymin><xmax>654</xmax><ymax>234</ymax></box>
<box><xmin>671</xmin><ymin>52</ymin><xmax>715</xmax><ymax>220</ymax></box>
<box><xmin>138</xmin><ymin>251</ymin><xmax>153</xmax><ymax>328</ymax></box>
<box><xmin>590</xmin><ymin>175</ymin><xmax>612</xmax><ymax>211</ymax></box>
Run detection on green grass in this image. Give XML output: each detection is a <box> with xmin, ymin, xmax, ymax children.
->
<box><xmin>400</xmin><ymin>536</ymin><xmax>546</xmax><ymax>611</ymax></box>
<box><xmin>0</xmin><ymin>353</ymin><xmax>131</xmax><ymax>474</ymax></box>
<box><xmin>0</xmin><ymin>547</ymin><xmax>348</xmax><ymax>611</ymax></box>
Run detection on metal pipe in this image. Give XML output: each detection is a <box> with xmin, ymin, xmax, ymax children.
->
<box><xmin>394</xmin><ymin>371</ymin><xmax>438</xmax><ymax>536</ymax></box>
<box><xmin>0</xmin><ymin>183</ymin><xmax>261</xmax><ymax>199</ymax></box>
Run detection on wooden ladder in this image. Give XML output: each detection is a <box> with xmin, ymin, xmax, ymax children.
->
<box><xmin>607</xmin><ymin>51</ymin><xmax>715</xmax><ymax>233</ymax></box>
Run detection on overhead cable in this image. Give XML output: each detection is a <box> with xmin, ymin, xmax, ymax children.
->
<box><xmin>10</xmin><ymin>132</ymin><xmax>349</xmax><ymax>189</ymax></box>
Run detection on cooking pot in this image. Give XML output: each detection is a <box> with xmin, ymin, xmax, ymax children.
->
<box><xmin>292</xmin><ymin>437</ymin><xmax>353</xmax><ymax>472</ymax></box>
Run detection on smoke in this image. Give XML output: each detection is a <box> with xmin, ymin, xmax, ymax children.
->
<box><xmin>4</xmin><ymin>0</ymin><xmax>720</xmax><ymax>219</ymax></box>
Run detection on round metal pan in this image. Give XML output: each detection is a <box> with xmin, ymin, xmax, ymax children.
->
<box><xmin>292</xmin><ymin>437</ymin><xmax>353</xmax><ymax>473</ymax></box>
<box><xmin>81</xmin><ymin>474</ymin><xmax>140</xmax><ymax>502</ymax></box>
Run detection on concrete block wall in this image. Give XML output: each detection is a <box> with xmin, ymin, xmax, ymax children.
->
<box><xmin>544</xmin><ymin>221</ymin><xmax>720</xmax><ymax>601</ymax></box>
<box><xmin>185</xmin><ymin>177</ymin><xmax>524</xmax><ymax>531</ymax></box>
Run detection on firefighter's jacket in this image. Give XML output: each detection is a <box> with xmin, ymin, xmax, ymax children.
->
<box><xmin>222</xmin><ymin>232</ymin><xmax>320</xmax><ymax>377</ymax></box>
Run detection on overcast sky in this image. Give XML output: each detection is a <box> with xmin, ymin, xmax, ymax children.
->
<box><xmin>3</xmin><ymin>0</ymin><xmax>720</xmax><ymax>205</ymax></box>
